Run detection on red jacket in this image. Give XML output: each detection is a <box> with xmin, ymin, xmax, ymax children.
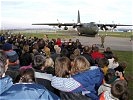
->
<box><xmin>56</xmin><ymin>39</ymin><xmax>62</xmax><ymax>47</ymax></box>
<box><xmin>91</xmin><ymin>51</ymin><xmax>104</xmax><ymax>60</ymax></box>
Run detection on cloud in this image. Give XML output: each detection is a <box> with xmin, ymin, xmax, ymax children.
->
<box><xmin>0</xmin><ymin>0</ymin><xmax>132</xmax><ymax>29</ymax></box>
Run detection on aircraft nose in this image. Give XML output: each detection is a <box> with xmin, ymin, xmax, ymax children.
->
<box><xmin>92</xmin><ymin>26</ymin><xmax>99</xmax><ymax>32</ymax></box>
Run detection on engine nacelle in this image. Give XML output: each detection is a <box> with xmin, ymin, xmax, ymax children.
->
<box><xmin>58</xmin><ymin>24</ymin><xmax>61</xmax><ymax>28</ymax></box>
<box><xmin>104</xmin><ymin>26</ymin><xmax>108</xmax><ymax>30</ymax></box>
<box><xmin>113</xmin><ymin>25</ymin><xmax>117</xmax><ymax>28</ymax></box>
<box><xmin>73</xmin><ymin>24</ymin><xmax>76</xmax><ymax>28</ymax></box>
<box><xmin>109</xmin><ymin>25</ymin><xmax>117</xmax><ymax>29</ymax></box>
<box><xmin>100</xmin><ymin>26</ymin><xmax>104</xmax><ymax>30</ymax></box>
<box><xmin>64</xmin><ymin>26</ymin><xmax>68</xmax><ymax>30</ymax></box>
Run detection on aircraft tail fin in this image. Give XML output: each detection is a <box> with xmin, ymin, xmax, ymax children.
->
<box><xmin>77</xmin><ymin>10</ymin><xmax>81</xmax><ymax>23</ymax></box>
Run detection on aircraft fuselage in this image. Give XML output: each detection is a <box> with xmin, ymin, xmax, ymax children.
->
<box><xmin>77</xmin><ymin>22</ymin><xmax>99</xmax><ymax>36</ymax></box>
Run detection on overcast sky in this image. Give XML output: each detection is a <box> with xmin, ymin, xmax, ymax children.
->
<box><xmin>0</xmin><ymin>0</ymin><xmax>133</xmax><ymax>29</ymax></box>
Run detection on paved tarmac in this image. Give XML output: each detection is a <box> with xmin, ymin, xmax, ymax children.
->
<box><xmin>62</xmin><ymin>32</ymin><xmax>133</xmax><ymax>51</ymax></box>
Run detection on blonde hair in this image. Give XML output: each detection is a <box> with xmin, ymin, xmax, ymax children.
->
<box><xmin>71</xmin><ymin>56</ymin><xmax>90</xmax><ymax>74</ymax></box>
<box><xmin>55</xmin><ymin>57</ymin><xmax>71</xmax><ymax>77</ymax></box>
<box><xmin>54</xmin><ymin>45</ymin><xmax>61</xmax><ymax>54</ymax></box>
<box><xmin>45</xmin><ymin>57</ymin><xmax>54</xmax><ymax>68</ymax></box>
<box><xmin>23</xmin><ymin>44</ymin><xmax>29</xmax><ymax>52</ymax></box>
<box><xmin>73</xmin><ymin>48</ymin><xmax>80</xmax><ymax>56</ymax></box>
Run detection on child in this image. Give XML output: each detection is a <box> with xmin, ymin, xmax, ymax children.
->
<box><xmin>99</xmin><ymin>80</ymin><xmax>128</xmax><ymax>100</ymax></box>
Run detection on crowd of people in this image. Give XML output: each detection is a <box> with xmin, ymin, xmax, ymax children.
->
<box><xmin>0</xmin><ymin>33</ymin><xmax>129</xmax><ymax>100</ymax></box>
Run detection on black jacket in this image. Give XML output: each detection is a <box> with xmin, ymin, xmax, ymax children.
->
<box><xmin>81</xmin><ymin>53</ymin><xmax>95</xmax><ymax>66</ymax></box>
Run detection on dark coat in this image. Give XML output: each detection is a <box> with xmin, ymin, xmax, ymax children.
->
<box><xmin>81</xmin><ymin>53</ymin><xmax>95</xmax><ymax>66</ymax></box>
<box><xmin>19</xmin><ymin>52</ymin><xmax>32</xmax><ymax>66</ymax></box>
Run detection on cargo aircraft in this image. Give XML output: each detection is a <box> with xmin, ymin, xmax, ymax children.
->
<box><xmin>32</xmin><ymin>10</ymin><xmax>132</xmax><ymax>37</ymax></box>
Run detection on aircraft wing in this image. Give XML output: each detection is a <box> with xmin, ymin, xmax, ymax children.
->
<box><xmin>97</xmin><ymin>24</ymin><xmax>133</xmax><ymax>30</ymax></box>
<box><xmin>97</xmin><ymin>23</ymin><xmax>133</xmax><ymax>27</ymax></box>
<box><xmin>32</xmin><ymin>23</ymin><xmax>82</xmax><ymax>26</ymax></box>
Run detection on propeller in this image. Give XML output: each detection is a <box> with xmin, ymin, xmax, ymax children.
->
<box><xmin>100</xmin><ymin>25</ymin><xmax>108</xmax><ymax>30</ymax></box>
<box><xmin>72</xmin><ymin>20</ymin><xmax>76</xmax><ymax>28</ymax></box>
<box><xmin>64</xmin><ymin>26</ymin><xmax>68</xmax><ymax>30</ymax></box>
<box><xmin>57</xmin><ymin>19</ymin><xmax>61</xmax><ymax>28</ymax></box>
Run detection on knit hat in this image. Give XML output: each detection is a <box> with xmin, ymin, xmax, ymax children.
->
<box><xmin>2</xmin><ymin>43</ymin><xmax>12</xmax><ymax>51</ymax></box>
<box><xmin>33</xmin><ymin>54</ymin><xmax>46</xmax><ymax>69</ymax></box>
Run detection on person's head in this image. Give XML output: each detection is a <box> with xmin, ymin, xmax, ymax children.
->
<box><xmin>92</xmin><ymin>44</ymin><xmax>96</xmax><ymax>49</ymax></box>
<box><xmin>119</xmin><ymin>61</ymin><xmax>127</xmax><ymax>70</ymax></box>
<box><xmin>83</xmin><ymin>46</ymin><xmax>91</xmax><ymax>53</ymax></box>
<box><xmin>55</xmin><ymin>57</ymin><xmax>71</xmax><ymax>77</ymax></box>
<box><xmin>98</xmin><ymin>58</ymin><xmax>109</xmax><ymax>75</ymax></box>
<box><xmin>112</xmin><ymin>54</ymin><xmax>118</xmax><ymax>62</ymax></box>
<box><xmin>33</xmin><ymin>55</ymin><xmax>46</xmax><ymax>70</ymax></box>
<box><xmin>76</xmin><ymin>39</ymin><xmax>79</xmax><ymax>42</ymax></box>
<box><xmin>111</xmin><ymin>80</ymin><xmax>128</xmax><ymax>99</ymax></box>
<box><xmin>73</xmin><ymin>48</ymin><xmax>80</xmax><ymax>56</ymax></box>
<box><xmin>93</xmin><ymin>46</ymin><xmax>99</xmax><ymax>52</ymax></box>
<box><xmin>54</xmin><ymin>45</ymin><xmax>61</xmax><ymax>54</ymax></box>
<box><xmin>23</xmin><ymin>44</ymin><xmax>30</xmax><ymax>52</ymax></box>
<box><xmin>0</xmin><ymin>51</ymin><xmax>8</xmax><ymax>78</ymax></box>
<box><xmin>2</xmin><ymin>43</ymin><xmax>12</xmax><ymax>51</ymax></box>
<box><xmin>103</xmin><ymin>47</ymin><xmax>113</xmax><ymax>59</ymax></box>
<box><xmin>69</xmin><ymin>39</ymin><xmax>72</xmax><ymax>42</ymax></box>
<box><xmin>98</xmin><ymin>58</ymin><xmax>109</xmax><ymax>68</ymax></box>
<box><xmin>19</xmin><ymin>68</ymin><xmax>35</xmax><ymax>83</ymax></box>
<box><xmin>60</xmin><ymin>49</ymin><xmax>69</xmax><ymax>57</ymax></box>
<box><xmin>105</xmin><ymin>47</ymin><xmax>111</xmax><ymax>51</ymax></box>
<box><xmin>44</xmin><ymin>45</ymin><xmax>51</xmax><ymax>57</ymax></box>
<box><xmin>57</xmin><ymin>38</ymin><xmax>61</xmax><ymax>41</ymax></box>
<box><xmin>104</xmin><ymin>68</ymin><xmax>117</xmax><ymax>84</ymax></box>
<box><xmin>32</xmin><ymin>49</ymin><xmax>39</xmax><ymax>55</ymax></box>
<box><xmin>71</xmin><ymin>56</ymin><xmax>90</xmax><ymax>74</ymax></box>
<box><xmin>32</xmin><ymin>43</ymin><xmax>39</xmax><ymax>50</ymax></box>
<box><xmin>44</xmin><ymin>57</ymin><xmax>54</xmax><ymax>68</ymax></box>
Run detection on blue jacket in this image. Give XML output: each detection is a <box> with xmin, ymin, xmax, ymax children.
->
<box><xmin>51</xmin><ymin>66</ymin><xmax>104</xmax><ymax>100</ymax></box>
<box><xmin>0</xmin><ymin>76</ymin><xmax>13</xmax><ymax>95</ymax></box>
<box><xmin>0</xmin><ymin>77</ymin><xmax>60</xmax><ymax>100</ymax></box>
<box><xmin>72</xmin><ymin>66</ymin><xmax>104</xmax><ymax>100</ymax></box>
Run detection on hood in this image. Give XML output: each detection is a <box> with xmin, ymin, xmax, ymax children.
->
<box><xmin>0</xmin><ymin>83</ymin><xmax>60</xmax><ymax>100</ymax></box>
<box><xmin>0</xmin><ymin>76</ymin><xmax>13</xmax><ymax>95</ymax></box>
